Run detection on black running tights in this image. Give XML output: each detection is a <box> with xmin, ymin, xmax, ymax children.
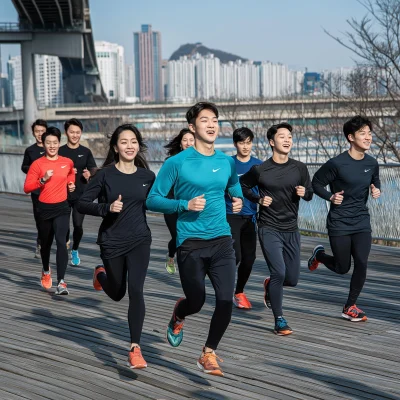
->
<box><xmin>175</xmin><ymin>238</ymin><xmax>236</xmax><ymax>350</ymax></box>
<box><xmin>31</xmin><ymin>193</ymin><xmax>41</xmax><ymax>246</ymax></box>
<box><xmin>39</xmin><ymin>213</ymin><xmax>69</xmax><ymax>283</ymax></box>
<box><xmin>99</xmin><ymin>243</ymin><xmax>151</xmax><ymax>344</ymax></box>
<box><xmin>227</xmin><ymin>214</ymin><xmax>257</xmax><ymax>294</ymax></box>
<box><xmin>316</xmin><ymin>232</ymin><xmax>372</xmax><ymax>307</ymax></box>
<box><xmin>66</xmin><ymin>202</ymin><xmax>85</xmax><ymax>250</ymax></box>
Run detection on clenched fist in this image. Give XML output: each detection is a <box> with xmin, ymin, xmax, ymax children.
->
<box><xmin>330</xmin><ymin>190</ymin><xmax>344</xmax><ymax>205</ymax></box>
<box><xmin>259</xmin><ymin>196</ymin><xmax>273</xmax><ymax>207</ymax></box>
<box><xmin>188</xmin><ymin>194</ymin><xmax>206</xmax><ymax>212</ymax></box>
<box><xmin>43</xmin><ymin>170</ymin><xmax>53</xmax><ymax>182</ymax></box>
<box><xmin>67</xmin><ymin>182</ymin><xmax>75</xmax><ymax>192</ymax></box>
<box><xmin>232</xmin><ymin>197</ymin><xmax>243</xmax><ymax>213</ymax></box>
<box><xmin>295</xmin><ymin>185</ymin><xmax>306</xmax><ymax>197</ymax></box>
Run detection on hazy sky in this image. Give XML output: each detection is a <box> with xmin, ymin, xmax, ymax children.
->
<box><xmin>1</xmin><ymin>0</ymin><xmax>368</xmax><ymax>72</ymax></box>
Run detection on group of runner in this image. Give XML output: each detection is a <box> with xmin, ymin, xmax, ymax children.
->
<box><xmin>22</xmin><ymin>103</ymin><xmax>381</xmax><ymax>376</ymax></box>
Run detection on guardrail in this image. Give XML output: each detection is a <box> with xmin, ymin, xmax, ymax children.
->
<box><xmin>1</xmin><ymin>152</ymin><xmax>398</xmax><ymax>241</ymax></box>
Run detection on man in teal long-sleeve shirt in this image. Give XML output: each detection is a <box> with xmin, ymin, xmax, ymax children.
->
<box><xmin>146</xmin><ymin>102</ymin><xmax>243</xmax><ymax>377</ymax></box>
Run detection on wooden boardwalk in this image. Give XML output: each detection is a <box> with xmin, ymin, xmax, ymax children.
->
<box><xmin>0</xmin><ymin>193</ymin><xmax>399</xmax><ymax>400</ymax></box>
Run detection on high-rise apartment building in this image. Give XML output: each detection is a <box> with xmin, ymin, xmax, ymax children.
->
<box><xmin>95</xmin><ymin>41</ymin><xmax>126</xmax><ymax>102</ymax></box>
<box><xmin>220</xmin><ymin>60</ymin><xmax>260</xmax><ymax>99</ymax></box>
<box><xmin>196</xmin><ymin>53</ymin><xmax>221</xmax><ymax>99</ymax></box>
<box><xmin>7</xmin><ymin>56</ymin><xmax>23</xmax><ymax>110</ymax></box>
<box><xmin>167</xmin><ymin>56</ymin><xmax>196</xmax><ymax>102</ymax></box>
<box><xmin>134</xmin><ymin>24</ymin><xmax>163</xmax><ymax>102</ymax></box>
<box><xmin>35</xmin><ymin>55</ymin><xmax>64</xmax><ymax>107</ymax></box>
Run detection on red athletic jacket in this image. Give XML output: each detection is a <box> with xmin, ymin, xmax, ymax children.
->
<box><xmin>24</xmin><ymin>156</ymin><xmax>75</xmax><ymax>204</ymax></box>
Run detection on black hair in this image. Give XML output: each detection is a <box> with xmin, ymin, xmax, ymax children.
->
<box><xmin>102</xmin><ymin>124</ymin><xmax>149</xmax><ymax>169</ymax></box>
<box><xmin>266</xmin><ymin>122</ymin><xmax>293</xmax><ymax>142</ymax></box>
<box><xmin>186</xmin><ymin>102</ymin><xmax>219</xmax><ymax>125</ymax></box>
<box><xmin>31</xmin><ymin>119</ymin><xmax>47</xmax><ymax>132</ymax></box>
<box><xmin>343</xmin><ymin>115</ymin><xmax>372</xmax><ymax>142</ymax></box>
<box><xmin>41</xmin><ymin>126</ymin><xmax>61</xmax><ymax>143</ymax></box>
<box><xmin>233</xmin><ymin>127</ymin><xmax>254</xmax><ymax>143</ymax></box>
<box><xmin>64</xmin><ymin>118</ymin><xmax>83</xmax><ymax>132</ymax></box>
<box><xmin>164</xmin><ymin>128</ymin><xmax>194</xmax><ymax>158</ymax></box>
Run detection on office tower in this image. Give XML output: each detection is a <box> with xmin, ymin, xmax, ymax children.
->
<box><xmin>134</xmin><ymin>24</ymin><xmax>163</xmax><ymax>101</ymax></box>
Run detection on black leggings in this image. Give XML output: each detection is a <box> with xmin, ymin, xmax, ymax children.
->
<box><xmin>258</xmin><ymin>228</ymin><xmax>301</xmax><ymax>318</ymax></box>
<box><xmin>164</xmin><ymin>213</ymin><xmax>178</xmax><ymax>258</ymax></box>
<box><xmin>39</xmin><ymin>213</ymin><xmax>70</xmax><ymax>283</ymax></box>
<box><xmin>99</xmin><ymin>243</ymin><xmax>151</xmax><ymax>344</ymax></box>
<box><xmin>175</xmin><ymin>237</ymin><xmax>236</xmax><ymax>350</ymax></box>
<box><xmin>316</xmin><ymin>232</ymin><xmax>372</xmax><ymax>307</ymax></box>
<box><xmin>31</xmin><ymin>193</ymin><xmax>41</xmax><ymax>246</ymax></box>
<box><xmin>227</xmin><ymin>214</ymin><xmax>257</xmax><ymax>294</ymax></box>
<box><xmin>66</xmin><ymin>202</ymin><xmax>85</xmax><ymax>250</ymax></box>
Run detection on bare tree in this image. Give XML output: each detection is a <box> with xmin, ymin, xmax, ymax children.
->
<box><xmin>324</xmin><ymin>0</ymin><xmax>400</xmax><ymax>162</ymax></box>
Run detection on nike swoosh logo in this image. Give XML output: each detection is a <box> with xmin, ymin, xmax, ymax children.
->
<box><xmin>61</xmin><ymin>165</ymin><xmax>67</xmax><ymax>168</ymax></box>
<box><xmin>364</xmin><ymin>169</ymin><xmax>371</xmax><ymax>172</ymax></box>
<box><xmin>78</xmin><ymin>155</ymin><xmax>84</xmax><ymax>157</ymax></box>
<box><xmin>237</xmin><ymin>173</ymin><xmax>244</xmax><ymax>176</ymax></box>
<box><xmin>213</xmin><ymin>168</ymin><xmax>221</xmax><ymax>172</ymax></box>
<box><xmin>143</xmin><ymin>184</ymin><xmax>148</xmax><ymax>186</ymax></box>
<box><xmin>40</xmin><ymin>152</ymin><xmax>44</xmax><ymax>154</ymax></box>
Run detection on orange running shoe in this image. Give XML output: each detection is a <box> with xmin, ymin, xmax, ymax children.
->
<box><xmin>342</xmin><ymin>305</ymin><xmax>367</xmax><ymax>322</ymax></box>
<box><xmin>127</xmin><ymin>347</ymin><xmax>147</xmax><ymax>369</ymax></box>
<box><xmin>93</xmin><ymin>265</ymin><xmax>106</xmax><ymax>291</ymax></box>
<box><xmin>41</xmin><ymin>268</ymin><xmax>52</xmax><ymax>290</ymax></box>
<box><xmin>233</xmin><ymin>292</ymin><xmax>252</xmax><ymax>309</ymax></box>
<box><xmin>197</xmin><ymin>348</ymin><xmax>224</xmax><ymax>377</ymax></box>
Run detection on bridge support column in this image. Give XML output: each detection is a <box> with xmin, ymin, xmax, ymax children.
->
<box><xmin>21</xmin><ymin>41</ymin><xmax>37</xmax><ymax>144</ymax></box>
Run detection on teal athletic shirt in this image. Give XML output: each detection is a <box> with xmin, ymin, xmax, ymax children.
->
<box><xmin>146</xmin><ymin>146</ymin><xmax>244</xmax><ymax>247</ymax></box>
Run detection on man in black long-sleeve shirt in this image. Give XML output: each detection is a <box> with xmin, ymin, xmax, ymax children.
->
<box><xmin>240</xmin><ymin>122</ymin><xmax>313</xmax><ymax>335</ymax></box>
<box><xmin>59</xmin><ymin>118</ymin><xmax>97</xmax><ymax>266</ymax></box>
<box><xmin>21</xmin><ymin>119</ymin><xmax>47</xmax><ymax>258</ymax></box>
<box><xmin>309</xmin><ymin>115</ymin><xmax>381</xmax><ymax>322</ymax></box>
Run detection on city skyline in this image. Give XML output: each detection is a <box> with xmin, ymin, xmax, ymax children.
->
<box><xmin>1</xmin><ymin>0</ymin><xmax>367</xmax><ymax>73</ymax></box>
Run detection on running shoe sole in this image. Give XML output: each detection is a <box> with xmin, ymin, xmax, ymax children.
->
<box><xmin>196</xmin><ymin>361</ymin><xmax>224</xmax><ymax>377</ymax></box>
<box><xmin>308</xmin><ymin>245</ymin><xmax>324</xmax><ymax>271</ymax></box>
<box><xmin>55</xmin><ymin>287</ymin><xmax>69</xmax><ymax>295</ymax></box>
<box><xmin>263</xmin><ymin>277</ymin><xmax>271</xmax><ymax>309</ymax></box>
<box><xmin>274</xmin><ymin>329</ymin><xmax>293</xmax><ymax>336</ymax></box>
<box><xmin>341</xmin><ymin>313</ymin><xmax>368</xmax><ymax>322</ymax></box>
<box><xmin>126</xmin><ymin>361</ymin><xmax>147</xmax><ymax>369</ymax></box>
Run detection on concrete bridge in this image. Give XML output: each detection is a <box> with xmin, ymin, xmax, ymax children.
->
<box><xmin>0</xmin><ymin>0</ymin><xmax>107</xmax><ymax>140</ymax></box>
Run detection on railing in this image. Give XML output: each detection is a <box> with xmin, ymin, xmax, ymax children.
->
<box><xmin>0</xmin><ymin>152</ymin><xmax>398</xmax><ymax>241</ymax></box>
<box><xmin>299</xmin><ymin>164</ymin><xmax>400</xmax><ymax>241</ymax></box>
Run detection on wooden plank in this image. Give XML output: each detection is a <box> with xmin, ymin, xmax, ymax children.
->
<box><xmin>0</xmin><ymin>193</ymin><xmax>399</xmax><ymax>400</ymax></box>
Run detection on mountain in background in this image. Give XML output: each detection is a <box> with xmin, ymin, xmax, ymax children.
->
<box><xmin>169</xmin><ymin>43</ymin><xmax>247</xmax><ymax>64</ymax></box>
